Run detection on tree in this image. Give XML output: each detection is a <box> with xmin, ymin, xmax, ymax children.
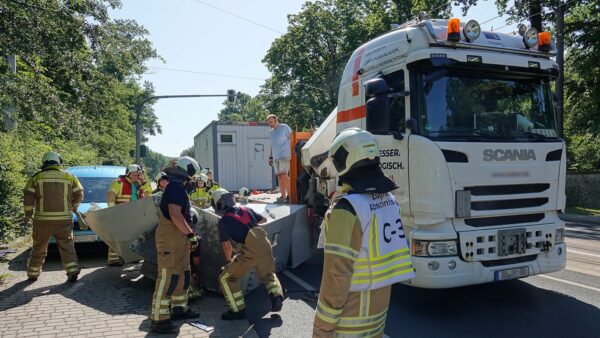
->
<box><xmin>218</xmin><ymin>92</ymin><xmax>268</xmax><ymax>122</ymax></box>
<box><xmin>0</xmin><ymin>0</ymin><xmax>162</xmax><ymax>242</ymax></box>
<box><xmin>261</xmin><ymin>0</ymin><xmax>449</xmax><ymax>130</ymax></box>
<box><xmin>180</xmin><ymin>145</ymin><xmax>195</xmax><ymax>158</ymax></box>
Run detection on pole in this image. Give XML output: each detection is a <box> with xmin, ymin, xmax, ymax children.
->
<box><xmin>556</xmin><ymin>0</ymin><xmax>565</xmax><ymax>138</ymax></box>
<box><xmin>134</xmin><ymin>93</ymin><xmax>235</xmax><ymax>165</ymax></box>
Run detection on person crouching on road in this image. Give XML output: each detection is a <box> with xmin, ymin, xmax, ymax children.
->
<box><xmin>211</xmin><ymin>188</ymin><xmax>284</xmax><ymax>320</ymax></box>
<box><xmin>24</xmin><ymin>151</ymin><xmax>84</xmax><ymax>283</ymax></box>
<box><xmin>313</xmin><ymin>128</ymin><xmax>415</xmax><ymax>338</ymax></box>
<box><xmin>105</xmin><ymin>164</ymin><xmax>144</xmax><ymax>267</ymax></box>
<box><xmin>189</xmin><ymin>174</ymin><xmax>210</xmax><ymax>208</ymax></box>
<box><xmin>149</xmin><ymin>156</ymin><xmax>201</xmax><ymax>334</ymax></box>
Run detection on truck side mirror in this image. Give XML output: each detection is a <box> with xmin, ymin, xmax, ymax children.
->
<box><xmin>365</xmin><ymin>78</ymin><xmax>391</xmax><ymax>135</ymax></box>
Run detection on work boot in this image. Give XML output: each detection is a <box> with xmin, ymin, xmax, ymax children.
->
<box><xmin>270</xmin><ymin>294</ymin><xmax>284</xmax><ymax>312</ymax></box>
<box><xmin>171</xmin><ymin>307</ymin><xmax>199</xmax><ymax>320</ymax></box>
<box><xmin>66</xmin><ymin>273</ymin><xmax>78</xmax><ymax>283</ymax></box>
<box><xmin>150</xmin><ymin>320</ymin><xmax>177</xmax><ymax>333</ymax></box>
<box><xmin>221</xmin><ymin>309</ymin><xmax>246</xmax><ymax>321</ymax></box>
<box><xmin>108</xmin><ymin>259</ymin><xmax>124</xmax><ymax>267</ymax></box>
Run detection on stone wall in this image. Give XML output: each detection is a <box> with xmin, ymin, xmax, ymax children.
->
<box><xmin>566</xmin><ymin>172</ymin><xmax>600</xmax><ymax>208</ymax></box>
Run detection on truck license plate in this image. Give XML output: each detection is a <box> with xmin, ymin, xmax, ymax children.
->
<box><xmin>494</xmin><ymin>266</ymin><xmax>529</xmax><ymax>281</ymax></box>
<box><xmin>74</xmin><ymin>235</ymin><xmax>98</xmax><ymax>243</ymax></box>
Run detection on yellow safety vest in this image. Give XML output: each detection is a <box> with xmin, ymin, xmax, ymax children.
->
<box><xmin>333</xmin><ymin>192</ymin><xmax>414</xmax><ymax>291</ymax></box>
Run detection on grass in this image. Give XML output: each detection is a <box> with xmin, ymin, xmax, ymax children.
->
<box><xmin>565</xmin><ymin>206</ymin><xmax>600</xmax><ymax>217</ymax></box>
<box><xmin>0</xmin><ymin>273</ymin><xmax>14</xmax><ymax>285</ymax></box>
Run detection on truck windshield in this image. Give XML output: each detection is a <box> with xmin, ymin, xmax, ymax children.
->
<box><xmin>78</xmin><ymin>177</ymin><xmax>114</xmax><ymax>203</ymax></box>
<box><xmin>416</xmin><ymin>69</ymin><xmax>559</xmax><ymax>141</ymax></box>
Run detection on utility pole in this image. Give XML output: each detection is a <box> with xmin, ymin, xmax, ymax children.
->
<box><xmin>135</xmin><ymin>90</ymin><xmax>237</xmax><ymax>164</ymax></box>
<box><xmin>556</xmin><ymin>0</ymin><xmax>565</xmax><ymax>138</ymax></box>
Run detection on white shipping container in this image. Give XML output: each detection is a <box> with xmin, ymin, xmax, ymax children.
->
<box><xmin>194</xmin><ymin>121</ymin><xmax>274</xmax><ymax>191</ymax></box>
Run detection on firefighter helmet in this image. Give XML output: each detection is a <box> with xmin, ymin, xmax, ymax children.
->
<box><xmin>211</xmin><ymin>188</ymin><xmax>236</xmax><ymax>213</ymax></box>
<box><xmin>239</xmin><ymin>187</ymin><xmax>250</xmax><ymax>197</ymax></box>
<box><xmin>176</xmin><ymin>156</ymin><xmax>201</xmax><ymax>178</ymax></box>
<box><xmin>42</xmin><ymin>151</ymin><xmax>63</xmax><ymax>166</ymax></box>
<box><xmin>329</xmin><ymin>128</ymin><xmax>379</xmax><ymax>177</ymax></box>
<box><xmin>126</xmin><ymin>164</ymin><xmax>142</xmax><ymax>174</ymax></box>
<box><xmin>154</xmin><ymin>172</ymin><xmax>168</xmax><ymax>183</ymax></box>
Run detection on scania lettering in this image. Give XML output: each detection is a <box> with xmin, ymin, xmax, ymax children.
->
<box><xmin>483</xmin><ymin>149</ymin><xmax>537</xmax><ymax>161</ymax></box>
<box><xmin>301</xmin><ymin>15</ymin><xmax>566</xmax><ymax>288</ymax></box>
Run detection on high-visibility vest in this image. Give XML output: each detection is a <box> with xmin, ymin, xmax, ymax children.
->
<box><xmin>23</xmin><ymin>166</ymin><xmax>83</xmax><ymax>222</ymax></box>
<box><xmin>340</xmin><ymin>192</ymin><xmax>415</xmax><ymax>291</ymax></box>
<box><xmin>108</xmin><ymin>176</ymin><xmax>137</xmax><ymax>205</ymax></box>
<box><xmin>189</xmin><ymin>188</ymin><xmax>210</xmax><ymax>208</ymax></box>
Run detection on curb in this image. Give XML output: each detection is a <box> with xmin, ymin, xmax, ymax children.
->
<box><xmin>560</xmin><ymin>213</ymin><xmax>600</xmax><ymax>226</ymax></box>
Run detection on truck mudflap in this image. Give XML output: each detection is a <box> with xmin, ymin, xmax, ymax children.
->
<box><xmin>87</xmin><ymin>197</ymin><xmax>311</xmax><ymax>295</ymax></box>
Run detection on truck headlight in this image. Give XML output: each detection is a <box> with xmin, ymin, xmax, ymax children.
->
<box><xmin>412</xmin><ymin>240</ymin><xmax>458</xmax><ymax>257</ymax></box>
<box><xmin>555</xmin><ymin>228</ymin><xmax>565</xmax><ymax>244</ymax></box>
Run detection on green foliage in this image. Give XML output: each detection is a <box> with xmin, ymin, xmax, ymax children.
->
<box><xmin>144</xmin><ymin>149</ymin><xmax>173</xmax><ymax>181</ymax></box>
<box><xmin>180</xmin><ymin>146</ymin><xmax>195</xmax><ymax>158</ymax></box>
<box><xmin>260</xmin><ymin>0</ymin><xmax>449</xmax><ymax>130</ymax></box>
<box><xmin>218</xmin><ymin>92</ymin><xmax>268</xmax><ymax>123</ymax></box>
<box><xmin>0</xmin><ymin>0</ymin><xmax>164</xmax><ymax>243</ymax></box>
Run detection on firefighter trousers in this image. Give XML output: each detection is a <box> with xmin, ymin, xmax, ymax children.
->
<box><xmin>151</xmin><ymin>216</ymin><xmax>191</xmax><ymax>322</ymax></box>
<box><xmin>313</xmin><ymin>285</ymin><xmax>391</xmax><ymax>338</ymax></box>
<box><xmin>107</xmin><ymin>247</ymin><xmax>121</xmax><ymax>265</ymax></box>
<box><xmin>27</xmin><ymin>221</ymin><xmax>79</xmax><ymax>279</ymax></box>
<box><xmin>219</xmin><ymin>227</ymin><xmax>283</xmax><ymax>313</ymax></box>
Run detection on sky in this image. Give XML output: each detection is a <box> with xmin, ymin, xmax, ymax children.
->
<box><xmin>112</xmin><ymin>0</ymin><xmax>518</xmax><ymax>158</ymax></box>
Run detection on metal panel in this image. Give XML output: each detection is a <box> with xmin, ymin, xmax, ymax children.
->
<box><xmin>194</xmin><ymin>122</ymin><xmax>214</xmax><ymax>170</ymax></box>
<box><xmin>214</xmin><ymin>124</ymin><xmax>272</xmax><ymax>191</ymax></box>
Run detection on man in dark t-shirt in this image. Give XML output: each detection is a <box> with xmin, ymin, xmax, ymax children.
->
<box><xmin>150</xmin><ymin>157</ymin><xmax>201</xmax><ymax>334</ymax></box>
<box><xmin>211</xmin><ymin>188</ymin><xmax>284</xmax><ymax>320</ymax></box>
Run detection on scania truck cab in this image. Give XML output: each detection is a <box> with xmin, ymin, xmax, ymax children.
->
<box><xmin>302</xmin><ymin>16</ymin><xmax>566</xmax><ymax>288</ymax></box>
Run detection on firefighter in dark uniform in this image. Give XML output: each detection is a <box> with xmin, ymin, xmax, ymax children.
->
<box><xmin>149</xmin><ymin>156</ymin><xmax>201</xmax><ymax>333</ymax></box>
<box><xmin>211</xmin><ymin>188</ymin><xmax>284</xmax><ymax>320</ymax></box>
<box><xmin>313</xmin><ymin>128</ymin><xmax>414</xmax><ymax>337</ymax></box>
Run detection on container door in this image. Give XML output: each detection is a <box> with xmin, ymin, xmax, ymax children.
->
<box><xmin>248</xmin><ymin>138</ymin><xmax>272</xmax><ymax>190</ymax></box>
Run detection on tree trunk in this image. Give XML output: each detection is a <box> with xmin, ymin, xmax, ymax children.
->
<box><xmin>529</xmin><ymin>0</ymin><xmax>543</xmax><ymax>31</ymax></box>
<box><xmin>556</xmin><ymin>0</ymin><xmax>564</xmax><ymax>138</ymax></box>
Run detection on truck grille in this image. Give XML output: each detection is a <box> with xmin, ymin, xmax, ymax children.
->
<box><xmin>466</xmin><ymin>183</ymin><xmax>550</xmax><ymax>196</ymax></box>
<box><xmin>471</xmin><ymin>198</ymin><xmax>548</xmax><ymax>210</ymax></box>
<box><xmin>464</xmin><ymin>213</ymin><xmax>545</xmax><ymax>227</ymax></box>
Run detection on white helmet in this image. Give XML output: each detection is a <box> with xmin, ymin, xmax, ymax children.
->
<box><xmin>126</xmin><ymin>164</ymin><xmax>142</xmax><ymax>174</ymax></box>
<box><xmin>200</xmin><ymin>168</ymin><xmax>209</xmax><ymax>175</ymax></box>
<box><xmin>42</xmin><ymin>151</ymin><xmax>63</xmax><ymax>166</ymax></box>
<box><xmin>211</xmin><ymin>188</ymin><xmax>235</xmax><ymax>213</ymax></box>
<box><xmin>176</xmin><ymin>156</ymin><xmax>201</xmax><ymax>178</ymax></box>
<box><xmin>239</xmin><ymin>187</ymin><xmax>250</xmax><ymax>197</ymax></box>
<box><xmin>329</xmin><ymin>128</ymin><xmax>379</xmax><ymax>176</ymax></box>
<box><xmin>198</xmin><ymin>173</ymin><xmax>208</xmax><ymax>183</ymax></box>
<box><xmin>154</xmin><ymin>172</ymin><xmax>168</xmax><ymax>183</ymax></box>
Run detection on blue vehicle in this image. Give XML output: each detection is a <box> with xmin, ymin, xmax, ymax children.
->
<box><xmin>50</xmin><ymin>165</ymin><xmax>125</xmax><ymax>244</ymax></box>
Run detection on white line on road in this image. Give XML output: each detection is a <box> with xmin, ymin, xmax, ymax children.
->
<box><xmin>568</xmin><ymin>249</ymin><xmax>600</xmax><ymax>259</ymax></box>
<box><xmin>283</xmin><ymin>270</ymin><xmax>316</xmax><ymax>291</ymax></box>
<box><xmin>537</xmin><ymin>274</ymin><xmax>600</xmax><ymax>293</ymax></box>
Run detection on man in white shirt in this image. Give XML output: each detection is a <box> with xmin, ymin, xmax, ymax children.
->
<box><xmin>267</xmin><ymin>114</ymin><xmax>292</xmax><ymax>203</ymax></box>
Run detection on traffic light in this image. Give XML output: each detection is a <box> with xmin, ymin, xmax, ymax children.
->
<box><xmin>140</xmin><ymin>144</ymin><xmax>148</xmax><ymax>158</ymax></box>
<box><xmin>227</xmin><ymin>89</ymin><xmax>237</xmax><ymax>104</ymax></box>
<box><xmin>129</xmin><ymin>149</ymin><xmax>135</xmax><ymax>157</ymax></box>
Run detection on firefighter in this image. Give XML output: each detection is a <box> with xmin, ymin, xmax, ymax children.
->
<box><xmin>313</xmin><ymin>128</ymin><xmax>415</xmax><ymax>338</ymax></box>
<box><xmin>204</xmin><ymin>168</ymin><xmax>220</xmax><ymax>192</ymax></box>
<box><xmin>212</xmin><ymin>188</ymin><xmax>284</xmax><ymax>320</ymax></box>
<box><xmin>189</xmin><ymin>174</ymin><xmax>210</xmax><ymax>208</ymax></box>
<box><xmin>23</xmin><ymin>151</ymin><xmax>83</xmax><ymax>283</ymax></box>
<box><xmin>105</xmin><ymin>164</ymin><xmax>143</xmax><ymax>266</ymax></box>
<box><xmin>139</xmin><ymin>167</ymin><xmax>153</xmax><ymax>198</ymax></box>
<box><xmin>150</xmin><ymin>156</ymin><xmax>201</xmax><ymax>333</ymax></box>
<box><xmin>153</xmin><ymin>172</ymin><xmax>169</xmax><ymax>194</ymax></box>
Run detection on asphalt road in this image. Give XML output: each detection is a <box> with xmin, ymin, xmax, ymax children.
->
<box><xmin>2</xmin><ymin>220</ymin><xmax>598</xmax><ymax>337</ymax></box>
<box><xmin>271</xmin><ymin>220</ymin><xmax>600</xmax><ymax>338</ymax></box>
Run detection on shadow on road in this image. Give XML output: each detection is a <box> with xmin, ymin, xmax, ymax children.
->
<box><xmin>386</xmin><ymin>280</ymin><xmax>600</xmax><ymax>338</ymax></box>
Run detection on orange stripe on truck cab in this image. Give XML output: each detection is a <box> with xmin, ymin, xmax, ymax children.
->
<box><xmin>337</xmin><ymin>105</ymin><xmax>366</xmax><ymax>123</ymax></box>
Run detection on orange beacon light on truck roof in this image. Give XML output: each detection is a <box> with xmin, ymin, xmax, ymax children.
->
<box><xmin>538</xmin><ymin>31</ymin><xmax>551</xmax><ymax>52</ymax></box>
<box><xmin>447</xmin><ymin>18</ymin><xmax>461</xmax><ymax>42</ymax></box>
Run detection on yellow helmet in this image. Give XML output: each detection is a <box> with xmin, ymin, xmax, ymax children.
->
<box><xmin>329</xmin><ymin>128</ymin><xmax>379</xmax><ymax>176</ymax></box>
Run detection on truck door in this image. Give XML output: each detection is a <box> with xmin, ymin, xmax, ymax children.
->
<box><xmin>368</xmin><ymin>68</ymin><xmax>410</xmax><ymax>213</ymax></box>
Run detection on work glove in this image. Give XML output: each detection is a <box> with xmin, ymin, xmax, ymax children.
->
<box><xmin>187</xmin><ymin>233</ymin><xmax>199</xmax><ymax>251</ymax></box>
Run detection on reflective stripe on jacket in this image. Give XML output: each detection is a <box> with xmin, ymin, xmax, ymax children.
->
<box><xmin>23</xmin><ymin>165</ymin><xmax>83</xmax><ymax>222</ymax></box>
<box><xmin>108</xmin><ymin>176</ymin><xmax>135</xmax><ymax>205</ymax></box>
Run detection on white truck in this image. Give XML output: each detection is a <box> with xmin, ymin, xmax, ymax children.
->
<box><xmin>301</xmin><ymin>16</ymin><xmax>567</xmax><ymax>288</ymax></box>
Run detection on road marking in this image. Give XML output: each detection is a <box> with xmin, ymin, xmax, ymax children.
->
<box><xmin>568</xmin><ymin>249</ymin><xmax>600</xmax><ymax>259</ymax></box>
<box><xmin>537</xmin><ymin>275</ymin><xmax>600</xmax><ymax>293</ymax></box>
<box><xmin>282</xmin><ymin>270</ymin><xmax>316</xmax><ymax>291</ymax></box>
